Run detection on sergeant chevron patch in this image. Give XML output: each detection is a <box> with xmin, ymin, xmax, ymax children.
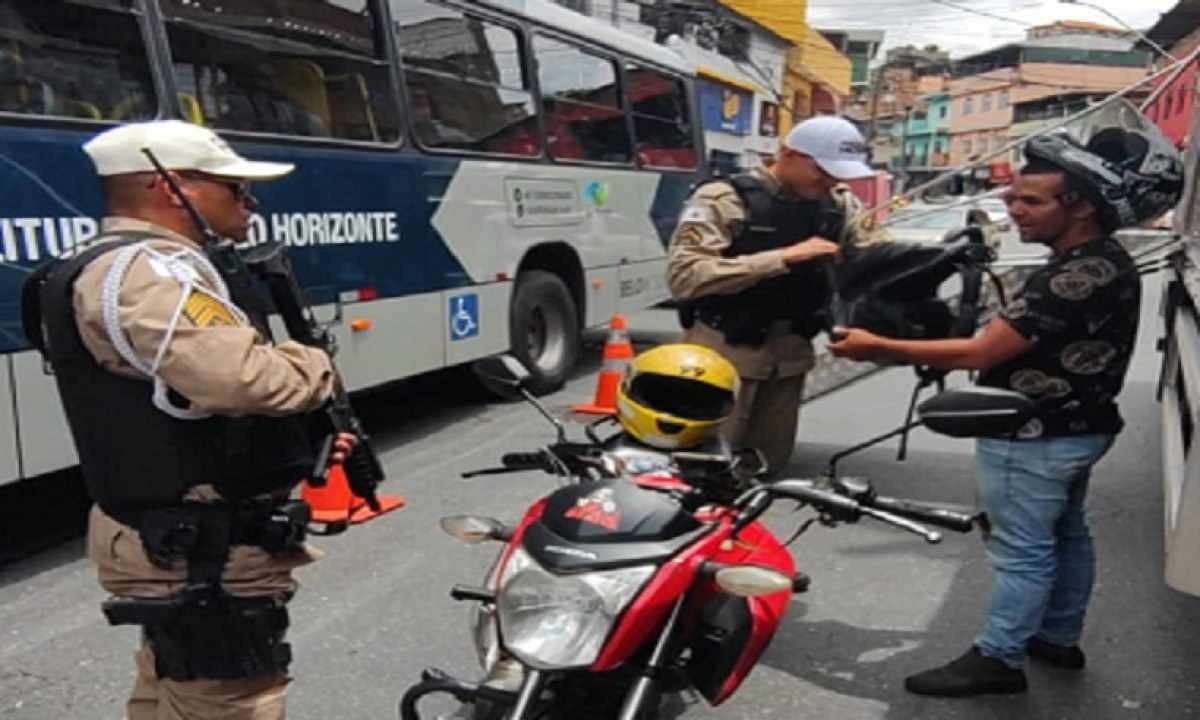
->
<box><xmin>183</xmin><ymin>291</ymin><xmax>235</xmax><ymax>327</ymax></box>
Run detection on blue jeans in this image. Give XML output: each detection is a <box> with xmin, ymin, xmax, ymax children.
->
<box><xmin>973</xmin><ymin>434</ymin><xmax>1115</xmax><ymax>668</ymax></box>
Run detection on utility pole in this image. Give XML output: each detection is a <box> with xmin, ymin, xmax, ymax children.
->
<box><xmin>866</xmin><ymin>62</ymin><xmax>887</xmax><ymax>143</ymax></box>
<box><xmin>897</xmin><ymin>105</ymin><xmax>914</xmax><ymax>192</ymax></box>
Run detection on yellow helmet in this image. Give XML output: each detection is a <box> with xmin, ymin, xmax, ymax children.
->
<box><xmin>616</xmin><ymin>344</ymin><xmax>740</xmax><ymax>450</ymax></box>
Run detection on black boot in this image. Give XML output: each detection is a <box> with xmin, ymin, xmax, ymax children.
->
<box><xmin>1027</xmin><ymin>637</ymin><xmax>1085</xmax><ymax>670</ymax></box>
<box><xmin>905</xmin><ymin>647</ymin><xmax>1028</xmax><ymax>697</ymax></box>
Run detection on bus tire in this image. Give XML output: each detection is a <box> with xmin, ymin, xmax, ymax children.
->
<box><xmin>510</xmin><ymin>270</ymin><xmax>580</xmax><ymax>395</ymax></box>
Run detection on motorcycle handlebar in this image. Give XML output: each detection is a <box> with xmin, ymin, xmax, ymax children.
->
<box><xmin>867</xmin><ymin>496</ymin><xmax>977</xmax><ymax>533</ymax></box>
<box><xmin>502</xmin><ymin>452</ymin><xmax>550</xmax><ymax>471</ymax></box>
<box><xmin>766</xmin><ymin>480</ymin><xmax>945</xmax><ymax>544</ymax></box>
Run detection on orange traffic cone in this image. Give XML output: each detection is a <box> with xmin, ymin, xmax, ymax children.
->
<box><xmin>302</xmin><ymin>464</ymin><xmax>405</xmax><ymax>527</ymax></box>
<box><xmin>573</xmin><ymin>314</ymin><xmax>635</xmax><ymax>415</ymax></box>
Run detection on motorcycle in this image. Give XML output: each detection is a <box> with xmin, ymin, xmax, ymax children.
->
<box><xmin>397</xmin><ymin>356</ymin><xmax>1025</xmax><ymax>720</ymax></box>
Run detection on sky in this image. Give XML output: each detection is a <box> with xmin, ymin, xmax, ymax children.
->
<box><xmin>806</xmin><ymin>0</ymin><xmax>1180</xmax><ymax>59</ymax></box>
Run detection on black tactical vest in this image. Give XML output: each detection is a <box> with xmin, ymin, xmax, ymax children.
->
<box><xmin>689</xmin><ymin>174</ymin><xmax>845</xmax><ymax>346</ymax></box>
<box><xmin>25</xmin><ymin>236</ymin><xmax>314</xmax><ymax>520</ymax></box>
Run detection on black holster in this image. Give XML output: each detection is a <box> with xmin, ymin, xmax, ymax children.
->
<box><xmin>677</xmin><ymin>300</ymin><xmax>697</xmax><ymax>330</ymax></box>
<box><xmin>99</xmin><ymin>499</ymin><xmax>309</xmax><ymax>681</ymax></box>
<box><xmin>146</xmin><ymin>596</ymin><xmax>291</xmax><ymax>681</ymax></box>
<box><xmin>102</xmin><ymin>594</ymin><xmax>292</xmax><ymax>681</ymax></box>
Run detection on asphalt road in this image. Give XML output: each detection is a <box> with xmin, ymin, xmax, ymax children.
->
<box><xmin>2</xmin><ymin>275</ymin><xmax>1198</xmax><ymax>719</ymax></box>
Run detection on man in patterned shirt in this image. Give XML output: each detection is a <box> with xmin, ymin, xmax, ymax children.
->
<box><xmin>829</xmin><ymin>125</ymin><xmax>1182</xmax><ymax>697</ymax></box>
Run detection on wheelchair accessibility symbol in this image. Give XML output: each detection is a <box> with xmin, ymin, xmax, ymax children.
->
<box><xmin>449</xmin><ymin>294</ymin><xmax>479</xmax><ymax>341</ymax></box>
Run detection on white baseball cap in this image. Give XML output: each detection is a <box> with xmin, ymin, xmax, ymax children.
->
<box><xmin>784</xmin><ymin>115</ymin><xmax>873</xmax><ymax>180</ymax></box>
<box><xmin>82</xmin><ymin>120</ymin><xmax>294</xmax><ymax>180</ymax></box>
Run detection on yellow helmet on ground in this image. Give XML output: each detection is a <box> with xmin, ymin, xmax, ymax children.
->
<box><xmin>616</xmin><ymin>344</ymin><xmax>740</xmax><ymax>450</ymax></box>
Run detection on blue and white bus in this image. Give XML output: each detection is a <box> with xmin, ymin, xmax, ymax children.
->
<box><xmin>0</xmin><ymin>0</ymin><xmax>704</xmax><ymax>485</ymax></box>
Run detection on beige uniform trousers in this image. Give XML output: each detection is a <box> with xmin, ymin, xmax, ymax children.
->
<box><xmin>681</xmin><ymin>320</ymin><xmax>815</xmax><ymax>473</ymax></box>
<box><xmin>88</xmin><ymin>506</ymin><xmax>319</xmax><ymax>720</ymax></box>
<box><xmin>725</xmin><ymin>371</ymin><xmax>808</xmax><ymax>474</ymax></box>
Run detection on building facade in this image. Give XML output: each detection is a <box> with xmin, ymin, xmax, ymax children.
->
<box><xmin>820</xmin><ymin>29</ymin><xmax>884</xmax><ymax>91</ymax></box>
<box><xmin>718</xmin><ymin>0</ymin><xmax>852</xmax><ymax>137</ymax></box>
<box><xmin>1142</xmin><ymin>0</ymin><xmax>1200</xmax><ymax>147</ymax></box>
<box><xmin>900</xmin><ymin>90</ymin><xmax>952</xmax><ymax>169</ymax></box>
<box><xmin>947</xmin><ymin>24</ymin><xmax>1149</xmax><ymax>167</ymax></box>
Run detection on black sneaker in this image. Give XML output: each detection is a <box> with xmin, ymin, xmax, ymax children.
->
<box><xmin>1027</xmin><ymin>637</ymin><xmax>1085</xmax><ymax>670</ymax></box>
<box><xmin>905</xmin><ymin>647</ymin><xmax>1028</xmax><ymax>697</ymax></box>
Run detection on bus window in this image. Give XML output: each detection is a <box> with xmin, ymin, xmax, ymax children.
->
<box><xmin>159</xmin><ymin>0</ymin><xmax>400</xmax><ymax>142</ymax></box>
<box><xmin>534</xmin><ymin>35</ymin><xmax>631</xmax><ymax>164</ymax></box>
<box><xmin>390</xmin><ymin>0</ymin><xmax>538</xmax><ymax>157</ymax></box>
<box><xmin>626</xmin><ymin>64</ymin><xmax>697</xmax><ymax>170</ymax></box>
<box><xmin>0</xmin><ymin>0</ymin><xmax>155</xmax><ymax>121</ymax></box>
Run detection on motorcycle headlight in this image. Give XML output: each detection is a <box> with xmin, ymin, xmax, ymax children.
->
<box><xmin>497</xmin><ymin>547</ymin><xmax>654</xmax><ymax>669</ymax></box>
<box><xmin>470</xmin><ymin>554</ymin><xmax>503</xmax><ymax>671</ymax></box>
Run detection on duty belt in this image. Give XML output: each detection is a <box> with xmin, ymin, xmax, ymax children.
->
<box><xmin>102</xmin><ymin>498</ymin><xmax>311</xmax><ymax>572</ymax></box>
<box><xmin>694</xmin><ymin>307</ymin><xmax>825</xmax><ymax>346</ymax></box>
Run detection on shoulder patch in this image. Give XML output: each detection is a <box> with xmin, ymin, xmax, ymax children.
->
<box><xmin>679</xmin><ymin>205</ymin><xmax>714</xmax><ymax>224</ymax></box>
<box><xmin>183</xmin><ymin>291</ymin><xmax>236</xmax><ymax>328</ymax></box>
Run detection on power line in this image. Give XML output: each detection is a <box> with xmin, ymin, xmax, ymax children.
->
<box><xmin>927</xmin><ymin>0</ymin><xmax>1032</xmax><ymax>26</ymax></box>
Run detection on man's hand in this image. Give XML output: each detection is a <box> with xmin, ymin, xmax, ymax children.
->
<box><xmin>780</xmin><ymin>237</ymin><xmax>840</xmax><ymax>265</ymax></box>
<box><xmin>329</xmin><ymin>432</ymin><xmax>359</xmax><ymax>466</ymax></box>
<box><xmin>827</xmin><ymin>326</ymin><xmax>887</xmax><ymax>361</ymax></box>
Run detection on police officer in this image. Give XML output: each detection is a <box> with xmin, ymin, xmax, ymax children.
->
<box><xmin>668</xmin><ymin>115</ymin><xmax>878</xmax><ymax>473</ymax></box>
<box><xmin>30</xmin><ymin>120</ymin><xmax>351</xmax><ymax>719</ymax></box>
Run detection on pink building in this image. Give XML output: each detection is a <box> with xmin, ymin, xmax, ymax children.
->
<box><xmin>1142</xmin><ymin>2</ymin><xmax>1200</xmax><ymax>147</ymax></box>
<box><xmin>947</xmin><ymin>31</ymin><xmax>1150</xmax><ymax>167</ymax></box>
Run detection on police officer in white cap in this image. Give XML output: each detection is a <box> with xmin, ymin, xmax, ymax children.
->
<box><xmin>668</xmin><ymin>115</ymin><xmax>880</xmax><ymax>473</ymax></box>
<box><xmin>26</xmin><ymin>120</ymin><xmax>354</xmax><ymax>719</ymax></box>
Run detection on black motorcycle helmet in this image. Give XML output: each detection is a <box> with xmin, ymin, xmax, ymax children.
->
<box><xmin>1023</xmin><ymin>116</ymin><xmax>1183</xmax><ymax>231</ymax></box>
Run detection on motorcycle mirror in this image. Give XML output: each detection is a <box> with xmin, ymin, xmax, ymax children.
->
<box><xmin>917</xmin><ymin>387</ymin><xmax>1036</xmax><ymax>438</ymax></box>
<box><xmin>472</xmin><ymin>354</ymin><xmax>532</xmax><ymax>399</ymax></box>
<box><xmin>713</xmin><ymin>565</ymin><xmax>793</xmax><ymax>597</ymax></box>
<box><xmin>439</xmin><ymin>515</ymin><xmax>512</xmax><ymax>544</ymax></box>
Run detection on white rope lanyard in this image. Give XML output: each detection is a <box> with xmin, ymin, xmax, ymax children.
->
<box><xmin>99</xmin><ymin>241</ymin><xmax>248</xmax><ymax>420</ymax></box>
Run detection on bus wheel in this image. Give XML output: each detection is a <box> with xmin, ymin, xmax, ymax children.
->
<box><xmin>510</xmin><ymin>270</ymin><xmax>580</xmax><ymax>395</ymax></box>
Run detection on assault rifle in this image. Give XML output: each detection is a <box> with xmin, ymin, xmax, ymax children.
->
<box><xmin>140</xmin><ymin>149</ymin><xmax>387</xmax><ymax>511</ymax></box>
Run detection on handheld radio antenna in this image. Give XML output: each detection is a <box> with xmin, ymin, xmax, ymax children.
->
<box><xmin>140</xmin><ymin>148</ymin><xmax>221</xmax><ymax>245</ymax></box>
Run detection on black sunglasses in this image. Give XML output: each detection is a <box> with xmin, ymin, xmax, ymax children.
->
<box><xmin>179</xmin><ymin>172</ymin><xmax>251</xmax><ymax>201</ymax></box>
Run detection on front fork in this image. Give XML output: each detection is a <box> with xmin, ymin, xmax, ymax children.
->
<box><xmin>400</xmin><ymin>597</ymin><xmax>686</xmax><ymax>720</ymax></box>
<box><xmin>616</xmin><ymin>595</ymin><xmax>685</xmax><ymax>720</ymax></box>
<box><xmin>398</xmin><ymin>663</ymin><xmax>541</xmax><ymax>720</ymax></box>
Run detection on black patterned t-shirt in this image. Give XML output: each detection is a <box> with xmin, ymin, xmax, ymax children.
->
<box><xmin>978</xmin><ymin>237</ymin><xmax>1140</xmax><ymax>437</ymax></box>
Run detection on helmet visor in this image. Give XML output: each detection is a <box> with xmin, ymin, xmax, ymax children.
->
<box><xmin>627</xmin><ymin>373</ymin><xmax>735</xmax><ymax>422</ymax></box>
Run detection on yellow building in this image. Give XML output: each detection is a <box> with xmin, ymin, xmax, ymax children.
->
<box><xmin>717</xmin><ymin>0</ymin><xmax>852</xmax><ymax>136</ymax></box>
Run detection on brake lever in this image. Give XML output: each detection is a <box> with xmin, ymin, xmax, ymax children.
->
<box><xmin>858</xmin><ymin>505</ymin><xmax>943</xmax><ymax>544</ymax></box>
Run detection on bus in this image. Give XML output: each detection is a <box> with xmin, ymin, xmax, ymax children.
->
<box><xmin>0</xmin><ymin>0</ymin><xmax>704</xmax><ymax>486</ymax></box>
<box><xmin>1157</xmin><ymin>87</ymin><xmax>1200</xmax><ymax>599</ymax></box>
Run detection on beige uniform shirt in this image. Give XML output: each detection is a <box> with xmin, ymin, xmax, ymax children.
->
<box><xmin>76</xmin><ymin>217</ymin><xmax>335</xmax><ymax>598</ymax></box>
<box><xmin>667</xmin><ymin>166</ymin><xmax>883</xmax><ymax>380</ymax></box>
<box><xmin>74</xmin><ymin>217</ymin><xmax>334</xmax><ymax>416</ymax></box>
